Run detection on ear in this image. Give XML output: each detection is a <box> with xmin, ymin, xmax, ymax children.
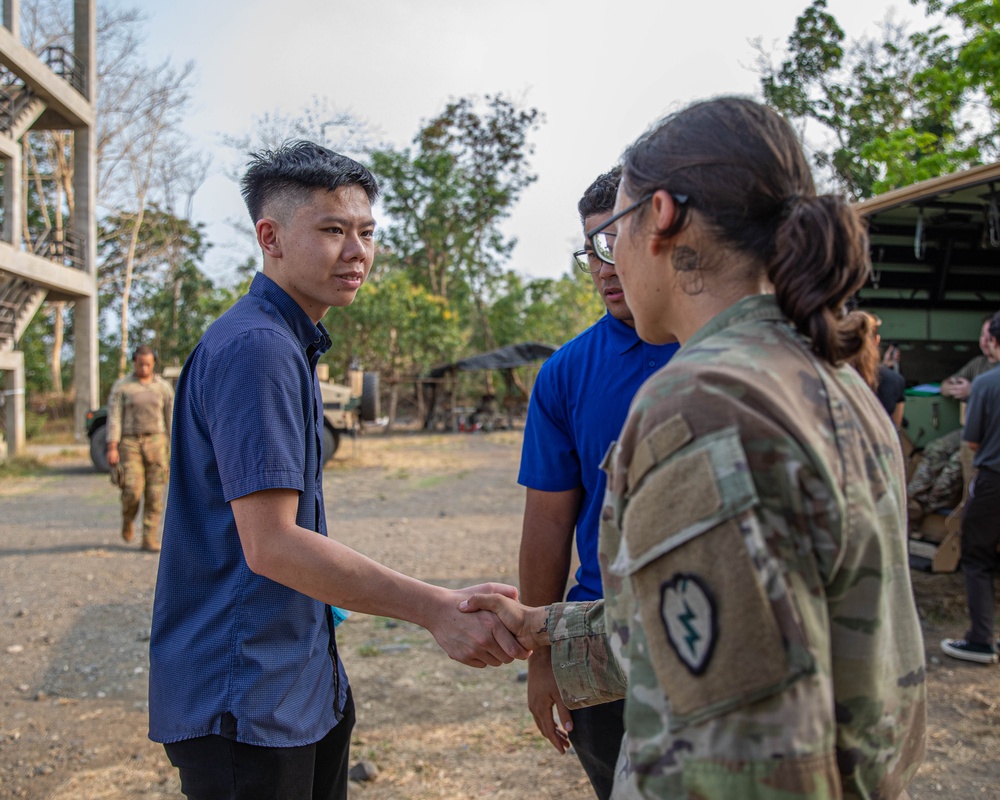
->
<box><xmin>648</xmin><ymin>190</ymin><xmax>679</xmax><ymax>256</ymax></box>
<box><xmin>256</xmin><ymin>218</ymin><xmax>282</xmax><ymax>259</ymax></box>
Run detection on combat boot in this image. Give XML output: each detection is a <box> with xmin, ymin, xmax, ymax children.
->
<box><xmin>121</xmin><ymin>520</ymin><xmax>135</xmax><ymax>543</ymax></box>
<box><xmin>141</xmin><ymin>528</ymin><xmax>161</xmax><ymax>552</ymax></box>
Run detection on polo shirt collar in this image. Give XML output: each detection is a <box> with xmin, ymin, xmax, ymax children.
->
<box><xmin>686</xmin><ymin>293</ymin><xmax>783</xmax><ymax>349</ymax></box>
<box><xmin>605</xmin><ymin>312</ymin><xmax>643</xmax><ymax>355</ymax></box>
<box><xmin>249</xmin><ymin>272</ymin><xmax>332</xmax><ymax>355</ymax></box>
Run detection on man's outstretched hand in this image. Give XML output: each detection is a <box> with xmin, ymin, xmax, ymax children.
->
<box><xmin>459</xmin><ymin>592</ymin><xmax>551</xmax><ymax>652</ymax></box>
<box><xmin>429</xmin><ymin>583</ymin><xmax>532</xmax><ymax>668</ymax></box>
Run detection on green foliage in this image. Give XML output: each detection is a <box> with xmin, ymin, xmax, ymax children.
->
<box><xmin>487</xmin><ymin>270</ymin><xmax>605</xmax><ymax>350</ymax></box>
<box><xmin>98</xmin><ymin>207</ymin><xmax>231</xmax><ymax>384</ymax></box>
<box><xmin>760</xmin><ymin>0</ymin><xmax>998</xmax><ymax>198</ymax></box>
<box><xmin>370</xmin><ymin>95</ymin><xmax>543</xmax><ymax>347</ymax></box>
<box><xmin>321</xmin><ymin>269</ymin><xmax>464</xmax><ymax>379</ymax></box>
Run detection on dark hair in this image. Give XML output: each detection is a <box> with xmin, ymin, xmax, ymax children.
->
<box><xmin>240</xmin><ymin>140</ymin><xmax>380</xmax><ymax>223</ymax></box>
<box><xmin>990</xmin><ymin>310</ymin><xmax>1000</xmax><ymax>342</ymax></box>
<box><xmin>133</xmin><ymin>345</ymin><xmax>155</xmax><ymax>361</ymax></box>
<box><xmin>578</xmin><ymin>165</ymin><xmax>622</xmax><ymax>223</ymax></box>
<box><xmin>845</xmin><ymin>311</ymin><xmax>880</xmax><ymax>390</ymax></box>
<box><xmin>621</xmin><ymin>96</ymin><xmax>871</xmax><ymax>365</ymax></box>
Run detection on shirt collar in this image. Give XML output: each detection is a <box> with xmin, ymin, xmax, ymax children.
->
<box><xmin>685</xmin><ymin>294</ymin><xmax>785</xmax><ymax>349</ymax></box>
<box><xmin>604</xmin><ymin>312</ymin><xmax>643</xmax><ymax>355</ymax></box>
<box><xmin>249</xmin><ymin>272</ymin><xmax>332</xmax><ymax>355</ymax></box>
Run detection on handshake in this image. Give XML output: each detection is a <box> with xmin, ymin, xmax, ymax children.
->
<box><xmin>433</xmin><ymin>584</ymin><xmax>551</xmax><ymax>668</ymax></box>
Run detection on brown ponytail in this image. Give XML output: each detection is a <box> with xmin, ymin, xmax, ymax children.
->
<box><xmin>769</xmin><ymin>195</ymin><xmax>871</xmax><ymax>364</ymax></box>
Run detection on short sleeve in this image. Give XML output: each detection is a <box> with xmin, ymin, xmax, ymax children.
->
<box><xmin>963</xmin><ymin>382</ymin><xmax>985</xmax><ymax>444</ymax></box>
<box><xmin>518</xmin><ymin>361</ymin><xmax>581</xmax><ymax>492</ymax></box>
<box><xmin>200</xmin><ymin>330</ymin><xmax>309</xmax><ymax>502</ymax></box>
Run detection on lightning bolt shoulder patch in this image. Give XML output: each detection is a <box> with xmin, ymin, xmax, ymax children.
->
<box><xmin>660</xmin><ymin>574</ymin><xmax>717</xmax><ymax>675</ymax></box>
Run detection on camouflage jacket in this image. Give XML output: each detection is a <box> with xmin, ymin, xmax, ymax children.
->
<box><xmin>106</xmin><ymin>374</ymin><xmax>174</xmax><ymax>443</ymax></box>
<box><xmin>549</xmin><ymin>294</ymin><xmax>926</xmax><ymax>799</ymax></box>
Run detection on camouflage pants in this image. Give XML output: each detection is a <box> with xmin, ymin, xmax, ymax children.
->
<box><xmin>119</xmin><ymin>433</ymin><xmax>169</xmax><ymax>546</ymax></box>
<box><xmin>907</xmin><ymin>428</ymin><xmax>963</xmax><ymax>520</ymax></box>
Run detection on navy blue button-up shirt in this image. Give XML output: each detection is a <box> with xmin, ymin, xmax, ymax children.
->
<box><xmin>149</xmin><ymin>272</ymin><xmax>348</xmax><ymax>747</ymax></box>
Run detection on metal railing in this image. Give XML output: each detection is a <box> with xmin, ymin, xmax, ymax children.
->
<box><xmin>43</xmin><ymin>46</ymin><xmax>86</xmax><ymax>96</ymax></box>
<box><xmin>30</xmin><ymin>228</ymin><xmax>86</xmax><ymax>270</ymax></box>
<box><xmin>0</xmin><ymin>70</ymin><xmax>34</xmax><ymax>132</ymax></box>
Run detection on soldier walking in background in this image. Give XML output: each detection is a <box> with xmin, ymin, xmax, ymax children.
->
<box><xmin>106</xmin><ymin>345</ymin><xmax>174</xmax><ymax>552</ymax></box>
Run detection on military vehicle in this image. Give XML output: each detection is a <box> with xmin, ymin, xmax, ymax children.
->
<box><xmin>857</xmin><ymin>161</ymin><xmax>1000</xmax><ymax>570</ymax></box>
<box><xmin>85</xmin><ymin>364</ymin><xmax>379</xmax><ymax>473</ymax></box>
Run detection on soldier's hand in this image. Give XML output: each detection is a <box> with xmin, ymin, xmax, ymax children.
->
<box><xmin>459</xmin><ymin>593</ymin><xmax>550</xmax><ymax>651</ymax></box>
<box><xmin>106</xmin><ymin>445</ymin><xmax>120</xmax><ymax>466</ymax></box>
<box><xmin>428</xmin><ymin>584</ymin><xmax>531</xmax><ymax>668</ymax></box>
<box><xmin>527</xmin><ymin>649</ymin><xmax>573</xmax><ymax>753</ymax></box>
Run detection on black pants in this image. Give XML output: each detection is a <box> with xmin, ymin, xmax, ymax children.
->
<box><xmin>960</xmin><ymin>468</ymin><xmax>1000</xmax><ymax>646</ymax></box>
<box><xmin>568</xmin><ymin>699</ymin><xmax>625</xmax><ymax>800</ymax></box>
<box><xmin>164</xmin><ymin>689</ymin><xmax>355</xmax><ymax>800</ymax></box>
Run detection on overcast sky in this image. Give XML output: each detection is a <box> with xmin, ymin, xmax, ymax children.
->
<box><xmin>131</xmin><ymin>0</ymin><xmax>925</xmax><ymax>285</ymax></box>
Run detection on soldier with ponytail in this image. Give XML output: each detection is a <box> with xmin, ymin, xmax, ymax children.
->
<box><xmin>462</xmin><ymin>96</ymin><xmax>926</xmax><ymax>799</ymax></box>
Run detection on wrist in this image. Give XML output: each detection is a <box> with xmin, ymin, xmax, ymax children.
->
<box><xmin>532</xmin><ymin>606</ymin><xmax>552</xmax><ymax>648</ymax></box>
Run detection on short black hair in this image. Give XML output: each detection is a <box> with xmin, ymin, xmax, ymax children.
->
<box><xmin>578</xmin><ymin>165</ymin><xmax>622</xmax><ymax>223</ymax></box>
<box><xmin>990</xmin><ymin>310</ymin><xmax>1000</xmax><ymax>342</ymax></box>
<box><xmin>240</xmin><ymin>140</ymin><xmax>380</xmax><ymax>223</ymax></box>
<box><xmin>133</xmin><ymin>345</ymin><xmax>155</xmax><ymax>361</ymax></box>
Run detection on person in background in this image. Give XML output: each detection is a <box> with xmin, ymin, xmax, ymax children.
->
<box><xmin>517</xmin><ymin>166</ymin><xmax>679</xmax><ymax>798</ymax></box>
<box><xmin>148</xmin><ymin>141</ymin><xmax>527</xmax><ymax>800</ymax></box>
<box><xmin>847</xmin><ymin>311</ymin><xmax>905</xmax><ymax>429</ymax></box>
<box><xmin>907</xmin><ymin>313</ymin><xmax>999</xmax><ymax>527</ymax></box>
<box><xmin>941</xmin><ymin>310</ymin><xmax>1000</xmax><ymax>664</ymax></box>
<box><xmin>940</xmin><ymin>316</ymin><xmax>999</xmax><ymax>400</ymax></box>
<box><xmin>463</xmin><ymin>96</ymin><xmax>925</xmax><ymax>799</ymax></box>
<box><xmin>105</xmin><ymin>345</ymin><xmax>173</xmax><ymax>552</ymax></box>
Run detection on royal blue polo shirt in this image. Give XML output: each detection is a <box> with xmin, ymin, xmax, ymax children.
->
<box><xmin>519</xmin><ymin>313</ymin><xmax>680</xmax><ymax>602</ymax></box>
<box><xmin>149</xmin><ymin>272</ymin><xmax>349</xmax><ymax>747</ymax></box>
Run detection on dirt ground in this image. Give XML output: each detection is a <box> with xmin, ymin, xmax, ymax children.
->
<box><xmin>1</xmin><ymin>428</ymin><xmax>998</xmax><ymax>799</ymax></box>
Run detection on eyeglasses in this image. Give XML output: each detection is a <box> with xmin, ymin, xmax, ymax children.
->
<box><xmin>572</xmin><ymin>241</ymin><xmax>614</xmax><ymax>274</ymax></box>
<box><xmin>586</xmin><ymin>191</ymin><xmax>689</xmax><ymax>266</ymax></box>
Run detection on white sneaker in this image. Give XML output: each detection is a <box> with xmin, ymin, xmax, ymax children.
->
<box><xmin>940</xmin><ymin>638</ymin><xmax>998</xmax><ymax>664</ymax></box>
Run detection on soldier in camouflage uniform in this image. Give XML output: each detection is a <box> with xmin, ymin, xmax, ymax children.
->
<box><xmin>905</xmin><ymin>428</ymin><xmax>964</xmax><ymax>526</ymax></box>
<box><xmin>106</xmin><ymin>346</ymin><xmax>173</xmax><ymax>551</ymax></box>
<box><xmin>462</xmin><ymin>97</ymin><xmax>926</xmax><ymax>799</ymax></box>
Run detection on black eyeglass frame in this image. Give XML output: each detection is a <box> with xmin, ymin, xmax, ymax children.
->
<box><xmin>586</xmin><ymin>190</ymin><xmax>690</xmax><ymax>266</ymax></box>
<box><xmin>572</xmin><ymin>241</ymin><xmax>615</xmax><ymax>274</ymax></box>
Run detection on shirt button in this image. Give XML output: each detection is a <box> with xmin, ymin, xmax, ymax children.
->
<box><xmin>648</xmin><ymin>360</ymin><xmax>656</xmax><ymax>367</ymax></box>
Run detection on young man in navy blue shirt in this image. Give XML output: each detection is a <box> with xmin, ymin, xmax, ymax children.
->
<box><xmin>149</xmin><ymin>142</ymin><xmax>526</xmax><ymax>799</ymax></box>
<box><xmin>516</xmin><ymin>167</ymin><xmax>680</xmax><ymax>798</ymax></box>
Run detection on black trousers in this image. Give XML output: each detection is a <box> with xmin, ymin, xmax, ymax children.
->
<box><xmin>960</xmin><ymin>468</ymin><xmax>1000</xmax><ymax>646</ymax></box>
<box><xmin>568</xmin><ymin>699</ymin><xmax>625</xmax><ymax>800</ymax></box>
<box><xmin>164</xmin><ymin>688</ymin><xmax>356</xmax><ymax>800</ymax></box>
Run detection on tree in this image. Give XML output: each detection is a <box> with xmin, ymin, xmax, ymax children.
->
<box><xmin>758</xmin><ymin>0</ymin><xmax>998</xmax><ymax>198</ymax></box>
<box><xmin>16</xmin><ymin>1</ymin><xmax>207</xmax><ymax>389</ymax></box>
<box><xmin>99</xmin><ymin>207</ymin><xmax>226</xmax><ymax>372</ymax></box>
<box><xmin>370</xmin><ymin>95</ymin><xmax>542</xmax><ymax>349</ymax></box>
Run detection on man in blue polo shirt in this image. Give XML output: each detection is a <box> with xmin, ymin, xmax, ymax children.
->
<box><xmin>149</xmin><ymin>142</ymin><xmax>526</xmax><ymax>800</ymax></box>
<box><xmin>517</xmin><ymin>166</ymin><xmax>680</xmax><ymax>798</ymax></box>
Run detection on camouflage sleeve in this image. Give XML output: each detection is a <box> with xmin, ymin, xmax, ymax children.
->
<box><xmin>105</xmin><ymin>379</ymin><xmax>125</xmax><ymax>444</ymax></box>
<box><xmin>548</xmin><ymin>600</ymin><xmax>627</xmax><ymax>709</ymax></box>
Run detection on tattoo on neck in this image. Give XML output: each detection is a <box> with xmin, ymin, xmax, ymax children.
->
<box><xmin>673</xmin><ymin>246</ymin><xmax>699</xmax><ymax>272</ymax></box>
